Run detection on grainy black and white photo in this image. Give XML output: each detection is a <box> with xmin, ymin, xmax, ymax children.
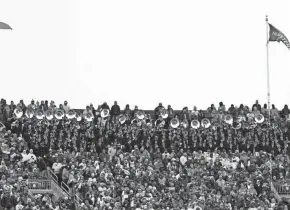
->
<box><xmin>0</xmin><ymin>0</ymin><xmax>290</xmax><ymax>209</ymax></box>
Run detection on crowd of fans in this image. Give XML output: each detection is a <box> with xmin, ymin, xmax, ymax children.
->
<box><xmin>0</xmin><ymin>98</ymin><xmax>290</xmax><ymax>210</ymax></box>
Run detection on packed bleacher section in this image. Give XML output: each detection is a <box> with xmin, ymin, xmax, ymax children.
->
<box><xmin>0</xmin><ymin>98</ymin><xmax>290</xmax><ymax>210</ymax></box>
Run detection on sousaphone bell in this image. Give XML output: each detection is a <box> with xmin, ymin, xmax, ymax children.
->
<box><xmin>101</xmin><ymin>109</ymin><xmax>109</xmax><ymax>118</ymax></box>
<box><xmin>224</xmin><ymin>114</ymin><xmax>233</xmax><ymax>124</ymax></box>
<box><xmin>54</xmin><ymin>109</ymin><xmax>65</xmax><ymax>120</ymax></box>
<box><xmin>201</xmin><ymin>118</ymin><xmax>211</xmax><ymax>128</ymax></box>
<box><xmin>255</xmin><ymin>114</ymin><xmax>264</xmax><ymax>124</ymax></box>
<box><xmin>84</xmin><ymin>112</ymin><xmax>94</xmax><ymax>122</ymax></box>
<box><xmin>136</xmin><ymin>110</ymin><xmax>145</xmax><ymax>120</ymax></box>
<box><xmin>170</xmin><ymin>118</ymin><xmax>180</xmax><ymax>128</ymax></box>
<box><xmin>66</xmin><ymin>109</ymin><xmax>76</xmax><ymax>119</ymax></box>
<box><xmin>14</xmin><ymin>108</ymin><xmax>23</xmax><ymax>119</ymax></box>
<box><xmin>118</xmin><ymin>114</ymin><xmax>127</xmax><ymax>124</ymax></box>
<box><xmin>45</xmin><ymin>110</ymin><xmax>54</xmax><ymax>121</ymax></box>
<box><xmin>160</xmin><ymin>108</ymin><xmax>169</xmax><ymax>119</ymax></box>
<box><xmin>25</xmin><ymin>109</ymin><xmax>34</xmax><ymax>119</ymax></box>
<box><xmin>35</xmin><ymin>109</ymin><xmax>45</xmax><ymax>120</ymax></box>
<box><xmin>191</xmin><ymin>120</ymin><xmax>200</xmax><ymax>129</ymax></box>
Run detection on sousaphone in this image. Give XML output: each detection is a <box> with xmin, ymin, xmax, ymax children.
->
<box><xmin>54</xmin><ymin>109</ymin><xmax>65</xmax><ymax>120</ymax></box>
<box><xmin>118</xmin><ymin>114</ymin><xmax>127</xmax><ymax>124</ymax></box>
<box><xmin>25</xmin><ymin>109</ymin><xmax>35</xmax><ymax>119</ymax></box>
<box><xmin>160</xmin><ymin>108</ymin><xmax>169</xmax><ymax>119</ymax></box>
<box><xmin>136</xmin><ymin>110</ymin><xmax>145</xmax><ymax>120</ymax></box>
<box><xmin>170</xmin><ymin>118</ymin><xmax>180</xmax><ymax>128</ymax></box>
<box><xmin>14</xmin><ymin>107</ymin><xmax>23</xmax><ymax>119</ymax></box>
<box><xmin>201</xmin><ymin>118</ymin><xmax>211</xmax><ymax>128</ymax></box>
<box><xmin>75</xmin><ymin>112</ymin><xmax>82</xmax><ymax>122</ymax></box>
<box><xmin>232</xmin><ymin>121</ymin><xmax>241</xmax><ymax>130</ymax></box>
<box><xmin>101</xmin><ymin>109</ymin><xmax>109</xmax><ymax>118</ymax></box>
<box><xmin>255</xmin><ymin>114</ymin><xmax>264</xmax><ymax>124</ymax></box>
<box><xmin>224</xmin><ymin>114</ymin><xmax>233</xmax><ymax>124</ymax></box>
<box><xmin>191</xmin><ymin>120</ymin><xmax>200</xmax><ymax>129</ymax></box>
<box><xmin>45</xmin><ymin>110</ymin><xmax>54</xmax><ymax>121</ymax></box>
<box><xmin>84</xmin><ymin>111</ymin><xmax>94</xmax><ymax>122</ymax></box>
<box><xmin>66</xmin><ymin>109</ymin><xmax>76</xmax><ymax>119</ymax></box>
<box><xmin>35</xmin><ymin>109</ymin><xmax>45</xmax><ymax>120</ymax></box>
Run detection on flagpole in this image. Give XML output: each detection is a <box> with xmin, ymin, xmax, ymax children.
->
<box><xmin>266</xmin><ymin>15</ymin><xmax>273</xmax><ymax>185</ymax></box>
<box><xmin>266</xmin><ymin>15</ymin><xmax>271</xmax><ymax>121</ymax></box>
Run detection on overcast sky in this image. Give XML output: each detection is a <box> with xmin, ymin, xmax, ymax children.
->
<box><xmin>1</xmin><ymin>0</ymin><xmax>290</xmax><ymax>110</ymax></box>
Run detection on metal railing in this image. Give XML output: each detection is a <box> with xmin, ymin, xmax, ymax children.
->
<box><xmin>273</xmin><ymin>182</ymin><xmax>290</xmax><ymax>195</ymax></box>
<box><xmin>48</xmin><ymin>168</ymin><xmax>82</xmax><ymax>206</ymax></box>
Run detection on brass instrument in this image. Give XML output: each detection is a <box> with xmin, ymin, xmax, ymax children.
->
<box><xmin>224</xmin><ymin>114</ymin><xmax>233</xmax><ymax>124</ymax></box>
<box><xmin>181</xmin><ymin>119</ymin><xmax>189</xmax><ymax>128</ymax></box>
<box><xmin>135</xmin><ymin>110</ymin><xmax>144</xmax><ymax>120</ymax></box>
<box><xmin>66</xmin><ymin>109</ymin><xmax>76</xmax><ymax>119</ymax></box>
<box><xmin>35</xmin><ymin>109</ymin><xmax>45</xmax><ymax>120</ymax></box>
<box><xmin>170</xmin><ymin>118</ymin><xmax>180</xmax><ymax>128</ymax></box>
<box><xmin>14</xmin><ymin>107</ymin><xmax>23</xmax><ymax>119</ymax></box>
<box><xmin>45</xmin><ymin>110</ymin><xmax>54</xmax><ymax>121</ymax></box>
<box><xmin>54</xmin><ymin>109</ymin><xmax>65</xmax><ymax>120</ymax></box>
<box><xmin>255</xmin><ymin>114</ymin><xmax>265</xmax><ymax>124</ymax></box>
<box><xmin>232</xmin><ymin>121</ymin><xmax>241</xmax><ymax>130</ymax></box>
<box><xmin>201</xmin><ymin>118</ymin><xmax>211</xmax><ymax>128</ymax></box>
<box><xmin>25</xmin><ymin>109</ymin><xmax>34</xmax><ymax>119</ymax></box>
<box><xmin>160</xmin><ymin>108</ymin><xmax>169</xmax><ymax>119</ymax></box>
<box><xmin>75</xmin><ymin>112</ymin><xmax>82</xmax><ymax>122</ymax></box>
<box><xmin>84</xmin><ymin>111</ymin><xmax>94</xmax><ymax>122</ymax></box>
<box><xmin>100</xmin><ymin>109</ymin><xmax>109</xmax><ymax>118</ymax></box>
<box><xmin>118</xmin><ymin>114</ymin><xmax>127</xmax><ymax>124</ymax></box>
<box><xmin>191</xmin><ymin>120</ymin><xmax>200</xmax><ymax>129</ymax></box>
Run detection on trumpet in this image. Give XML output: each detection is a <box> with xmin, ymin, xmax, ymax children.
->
<box><xmin>14</xmin><ymin>107</ymin><xmax>23</xmax><ymax>119</ymax></box>
<box><xmin>54</xmin><ymin>109</ymin><xmax>65</xmax><ymax>120</ymax></box>
<box><xmin>201</xmin><ymin>118</ymin><xmax>211</xmax><ymax>128</ymax></box>
<box><xmin>191</xmin><ymin>120</ymin><xmax>200</xmax><ymax>129</ymax></box>
<box><xmin>35</xmin><ymin>109</ymin><xmax>45</xmax><ymax>120</ymax></box>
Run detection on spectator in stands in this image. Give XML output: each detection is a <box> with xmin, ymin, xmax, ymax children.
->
<box><xmin>154</xmin><ymin>103</ymin><xmax>164</xmax><ymax>119</ymax></box>
<box><xmin>63</xmin><ymin>101</ymin><xmax>70</xmax><ymax>113</ymax></box>
<box><xmin>110</xmin><ymin>101</ymin><xmax>121</xmax><ymax>116</ymax></box>
<box><xmin>271</xmin><ymin>104</ymin><xmax>280</xmax><ymax>119</ymax></box>
<box><xmin>281</xmin><ymin>105</ymin><xmax>290</xmax><ymax>119</ymax></box>
<box><xmin>218</xmin><ymin>102</ymin><xmax>226</xmax><ymax>113</ymax></box>
<box><xmin>252</xmin><ymin>100</ymin><xmax>262</xmax><ymax>112</ymax></box>
<box><xmin>100</xmin><ymin>102</ymin><xmax>110</xmax><ymax>110</ymax></box>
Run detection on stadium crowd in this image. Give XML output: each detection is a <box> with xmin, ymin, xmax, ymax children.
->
<box><xmin>0</xmin><ymin>98</ymin><xmax>290</xmax><ymax>210</ymax></box>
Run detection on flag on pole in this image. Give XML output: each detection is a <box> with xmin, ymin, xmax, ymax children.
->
<box><xmin>0</xmin><ymin>22</ymin><xmax>12</xmax><ymax>30</ymax></box>
<box><xmin>268</xmin><ymin>23</ymin><xmax>290</xmax><ymax>50</ymax></box>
